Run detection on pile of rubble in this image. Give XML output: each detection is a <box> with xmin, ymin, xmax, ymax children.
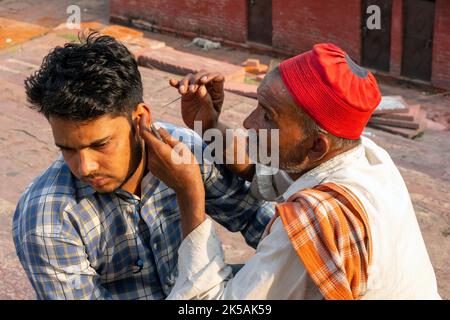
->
<box><xmin>367</xmin><ymin>96</ymin><xmax>428</xmax><ymax>139</ymax></box>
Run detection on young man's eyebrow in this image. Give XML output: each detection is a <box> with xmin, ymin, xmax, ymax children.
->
<box><xmin>55</xmin><ymin>136</ymin><xmax>111</xmax><ymax>150</ymax></box>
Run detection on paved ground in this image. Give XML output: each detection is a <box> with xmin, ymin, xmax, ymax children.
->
<box><xmin>0</xmin><ymin>0</ymin><xmax>448</xmax><ymax>300</ymax></box>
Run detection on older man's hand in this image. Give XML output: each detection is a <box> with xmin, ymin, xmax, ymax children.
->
<box><xmin>169</xmin><ymin>71</ymin><xmax>224</xmax><ymax>133</ymax></box>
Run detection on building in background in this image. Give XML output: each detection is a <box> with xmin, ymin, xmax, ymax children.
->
<box><xmin>111</xmin><ymin>0</ymin><xmax>450</xmax><ymax>90</ymax></box>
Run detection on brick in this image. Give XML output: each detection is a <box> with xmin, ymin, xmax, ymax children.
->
<box><xmin>241</xmin><ymin>58</ymin><xmax>260</xmax><ymax>68</ymax></box>
<box><xmin>245</xmin><ymin>64</ymin><xmax>268</xmax><ymax>75</ymax></box>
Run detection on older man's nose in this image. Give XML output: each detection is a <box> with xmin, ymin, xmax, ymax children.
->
<box><xmin>244</xmin><ymin>110</ymin><xmax>258</xmax><ymax>130</ymax></box>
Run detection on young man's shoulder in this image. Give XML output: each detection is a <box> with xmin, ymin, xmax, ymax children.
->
<box><xmin>12</xmin><ymin>156</ymin><xmax>78</xmax><ymax>241</ymax></box>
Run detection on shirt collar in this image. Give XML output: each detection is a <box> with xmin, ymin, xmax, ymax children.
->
<box><xmin>281</xmin><ymin>142</ymin><xmax>365</xmax><ymax>200</ymax></box>
<box><xmin>74</xmin><ymin>178</ymin><xmax>96</xmax><ymax>199</ymax></box>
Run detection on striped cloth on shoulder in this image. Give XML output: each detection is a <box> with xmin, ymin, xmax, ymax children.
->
<box><xmin>274</xmin><ymin>182</ymin><xmax>372</xmax><ymax>300</ymax></box>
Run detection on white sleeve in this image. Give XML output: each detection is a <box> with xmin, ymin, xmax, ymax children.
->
<box><xmin>167</xmin><ymin>217</ymin><xmax>322</xmax><ymax>300</ymax></box>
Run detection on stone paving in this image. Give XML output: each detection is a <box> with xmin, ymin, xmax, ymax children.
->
<box><xmin>0</xmin><ymin>0</ymin><xmax>449</xmax><ymax>300</ymax></box>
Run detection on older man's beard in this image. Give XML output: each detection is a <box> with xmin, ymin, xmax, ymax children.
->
<box><xmin>279</xmin><ymin>139</ymin><xmax>309</xmax><ymax>174</ymax></box>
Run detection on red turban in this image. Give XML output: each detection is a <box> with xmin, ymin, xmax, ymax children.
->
<box><xmin>279</xmin><ymin>43</ymin><xmax>381</xmax><ymax>139</ymax></box>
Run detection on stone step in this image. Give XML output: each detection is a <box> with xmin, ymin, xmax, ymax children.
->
<box><xmin>136</xmin><ymin>46</ymin><xmax>245</xmax><ymax>82</ymax></box>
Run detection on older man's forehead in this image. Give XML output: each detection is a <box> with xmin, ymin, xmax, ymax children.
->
<box><xmin>257</xmin><ymin>71</ymin><xmax>293</xmax><ymax>106</ymax></box>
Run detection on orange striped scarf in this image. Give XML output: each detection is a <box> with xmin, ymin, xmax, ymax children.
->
<box><xmin>274</xmin><ymin>182</ymin><xmax>372</xmax><ymax>300</ymax></box>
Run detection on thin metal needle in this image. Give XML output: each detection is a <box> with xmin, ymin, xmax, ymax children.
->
<box><xmin>160</xmin><ymin>96</ymin><xmax>182</xmax><ymax>108</ymax></box>
<box><xmin>151</xmin><ymin>96</ymin><xmax>182</xmax><ymax>141</ymax></box>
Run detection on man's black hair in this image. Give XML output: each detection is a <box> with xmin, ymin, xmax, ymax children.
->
<box><xmin>25</xmin><ymin>32</ymin><xmax>143</xmax><ymax>121</ymax></box>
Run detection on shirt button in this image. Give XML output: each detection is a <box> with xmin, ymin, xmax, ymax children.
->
<box><xmin>136</xmin><ymin>259</ymin><xmax>144</xmax><ymax>267</ymax></box>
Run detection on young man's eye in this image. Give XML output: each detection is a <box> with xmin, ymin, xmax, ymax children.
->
<box><xmin>94</xmin><ymin>142</ymin><xmax>109</xmax><ymax>149</ymax></box>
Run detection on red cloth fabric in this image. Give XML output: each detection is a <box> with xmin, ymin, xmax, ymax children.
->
<box><xmin>279</xmin><ymin>43</ymin><xmax>381</xmax><ymax>139</ymax></box>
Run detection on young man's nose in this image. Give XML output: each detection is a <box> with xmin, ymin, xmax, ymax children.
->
<box><xmin>77</xmin><ymin>151</ymin><xmax>99</xmax><ymax>177</ymax></box>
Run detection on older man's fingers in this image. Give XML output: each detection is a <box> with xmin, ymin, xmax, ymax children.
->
<box><xmin>191</xmin><ymin>70</ymin><xmax>209</xmax><ymax>85</ymax></box>
<box><xmin>178</xmin><ymin>73</ymin><xmax>196</xmax><ymax>94</ymax></box>
<box><xmin>202</xmin><ymin>73</ymin><xmax>224</xmax><ymax>111</ymax></box>
<box><xmin>171</xmin><ymin>71</ymin><xmax>224</xmax><ymax>98</ymax></box>
<box><xmin>169</xmin><ymin>78</ymin><xmax>179</xmax><ymax>88</ymax></box>
<box><xmin>201</xmin><ymin>72</ymin><xmax>224</xmax><ymax>93</ymax></box>
<box><xmin>200</xmin><ymin>72</ymin><xmax>224</xmax><ymax>84</ymax></box>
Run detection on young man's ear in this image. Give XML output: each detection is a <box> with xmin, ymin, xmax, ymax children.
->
<box><xmin>132</xmin><ymin>103</ymin><xmax>151</xmax><ymax>132</ymax></box>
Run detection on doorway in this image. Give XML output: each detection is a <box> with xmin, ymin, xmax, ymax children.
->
<box><xmin>401</xmin><ymin>0</ymin><xmax>435</xmax><ymax>81</ymax></box>
<box><xmin>361</xmin><ymin>0</ymin><xmax>393</xmax><ymax>72</ymax></box>
<box><xmin>247</xmin><ymin>0</ymin><xmax>272</xmax><ymax>45</ymax></box>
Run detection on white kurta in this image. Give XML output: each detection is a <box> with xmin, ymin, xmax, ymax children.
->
<box><xmin>167</xmin><ymin>137</ymin><xmax>441</xmax><ymax>300</ymax></box>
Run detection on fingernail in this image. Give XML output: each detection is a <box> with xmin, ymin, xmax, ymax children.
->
<box><xmin>179</xmin><ymin>85</ymin><xmax>185</xmax><ymax>92</ymax></box>
<box><xmin>152</xmin><ymin>122</ymin><xmax>161</xmax><ymax>130</ymax></box>
<box><xmin>189</xmin><ymin>84</ymin><xmax>195</xmax><ymax>92</ymax></box>
<box><xmin>201</xmin><ymin>76</ymin><xmax>207</xmax><ymax>82</ymax></box>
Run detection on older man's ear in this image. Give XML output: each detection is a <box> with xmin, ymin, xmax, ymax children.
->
<box><xmin>307</xmin><ymin>133</ymin><xmax>332</xmax><ymax>164</ymax></box>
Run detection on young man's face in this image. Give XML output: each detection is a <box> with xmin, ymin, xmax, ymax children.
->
<box><xmin>49</xmin><ymin>114</ymin><xmax>142</xmax><ymax>193</ymax></box>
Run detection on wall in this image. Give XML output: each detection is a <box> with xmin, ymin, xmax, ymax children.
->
<box><xmin>390</xmin><ymin>0</ymin><xmax>403</xmax><ymax>76</ymax></box>
<box><xmin>110</xmin><ymin>0</ymin><xmax>248</xmax><ymax>43</ymax></box>
<box><xmin>432</xmin><ymin>0</ymin><xmax>450</xmax><ymax>89</ymax></box>
<box><xmin>272</xmin><ymin>0</ymin><xmax>361</xmax><ymax>62</ymax></box>
<box><xmin>111</xmin><ymin>0</ymin><xmax>450</xmax><ymax>89</ymax></box>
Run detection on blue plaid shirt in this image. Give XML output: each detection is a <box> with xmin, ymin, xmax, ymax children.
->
<box><xmin>12</xmin><ymin>122</ymin><xmax>274</xmax><ymax>300</ymax></box>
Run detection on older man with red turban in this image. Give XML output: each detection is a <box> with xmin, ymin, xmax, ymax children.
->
<box><xmin>139</xmin><ymin>43</ymin><xmax>441</xmax><ymax>299</ymax></box>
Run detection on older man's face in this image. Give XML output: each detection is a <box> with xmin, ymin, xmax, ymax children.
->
<box><xmin>243</xmin><ymin>69</ymin><xmax>313</xmax><ymax>173</ymax></box>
